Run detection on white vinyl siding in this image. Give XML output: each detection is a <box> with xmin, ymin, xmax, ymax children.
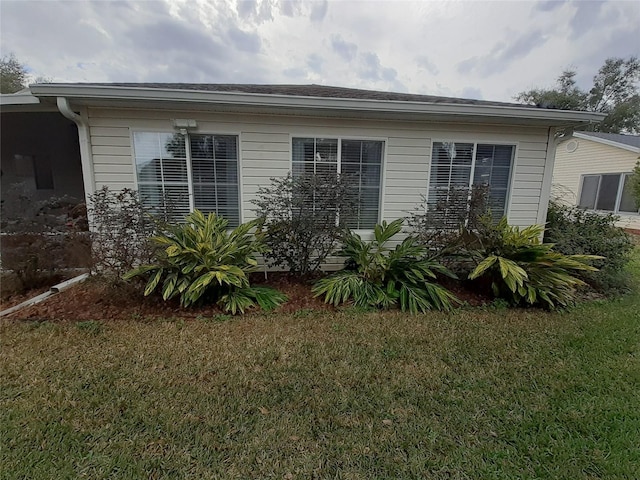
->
<box><xmin>84</xmin><ymin>107</ymin><xmax>551</xmax><ymax>262</ymax></box>
<box><xmin>554</xmin><ymin>135</ymin><xmax>640</xmax><ymax>229</ymax></box>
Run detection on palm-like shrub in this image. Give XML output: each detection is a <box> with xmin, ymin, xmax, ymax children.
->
<box><xmin>124</xmin><ymin>210</ymin><xmax>286</xmax><ymax>314</ymax></box>
<box><xmin>468</xmin><ymin>218</ymin><xmax>601</xmax><ymax>308</ymax></box>
<box><xmin>313</xmin><ymin>219</ymin><xmax>459</xmax><ymax>313</ymax></box>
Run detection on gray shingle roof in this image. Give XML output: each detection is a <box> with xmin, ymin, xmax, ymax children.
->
<box><xmin>66</xmin><ymin>83</ymin><xmax>540</xmax><ymax>109</ymax></box>
<box><xmin>577</xmin><ymin>131</ymin><xmax>640</xmax><ymax>149</ymax></box>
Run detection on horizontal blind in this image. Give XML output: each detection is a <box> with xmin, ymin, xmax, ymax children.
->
<box><xmin>292</xmin><ymin>137</ymin><xmax>383</xmax><ymax>229</ymax></box>
<box><xmin>190</xmin><ymin>134</ymin><xmax>240</xmax><ymax>226</ymax></box>
<box><xmin>133</xmin><ymin>132</ymin><xmax>190</xmax><ymax>221</ymax></box>
<box><xmin>473</xmin><ymin>144</ymin><xmax>513</xmax><ymax>218</ymax></box>
<box><xmin>133</xmin><ymin>132</ymin><xmax>239</xmax><ymax>225</ymax></box>
<box><xmin>428</xmin><ymin>142</ymin><xmax>474</xmax><ymax>228</ymax></box>
<box><xmin>341</xmin><ymin>140</ymin><xmax>383</xmax><ymax>229</ymax></box>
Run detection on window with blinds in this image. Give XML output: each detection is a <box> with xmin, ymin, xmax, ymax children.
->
<box><xmin>428</xmin><ymin>141</ymin><xmax>514</xmax><ymax>227</ymax></box>
<box><xmin>133</xmin><ymin>132</ymin><xmax>240</xmax><ymax>225</ymax></box>
<box><xmin>292</xmin><ymin>137</ymin><xmax>383</xmax><ymax>229</ymax></box>
<box><xmin>578</xmin><ymin>173</ymin><xmax>639</xmax><ymax>215</ymax></box>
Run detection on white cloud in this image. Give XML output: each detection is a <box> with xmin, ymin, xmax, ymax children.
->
<box><xmin>0</xmin><ymin>0</ymin><xmax>637</xmax><ymax>101</ymax></box>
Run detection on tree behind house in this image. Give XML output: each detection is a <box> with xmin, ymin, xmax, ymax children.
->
<box><xmin>0</xmin><ymin>54</ymin><xmax>27</xmax><ymax>93</ymax></box>
<box><xmin>516</xmin><ymin>57</ymin><xmax>640</xmax><ymax>134</ymax></box>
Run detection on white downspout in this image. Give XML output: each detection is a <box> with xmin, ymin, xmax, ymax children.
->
<box><xmin>537</xmin><ymin>126</ymin><xmax>560</xmax><ymax>238</ymax></box>
<box><xmin>56</xmin><ymin>97</ymin><xmax>95</xmax><ymax>206</ymax></box>
<box><xmin>0</xmin><ymin>273</ymin><xmax>89</xmax><ymax>317</ymax></box>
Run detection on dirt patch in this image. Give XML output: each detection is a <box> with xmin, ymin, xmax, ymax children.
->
<box><xmin>625</xmin><ymin>229</ymin><xmax>640</xmax><ymax>245</ymax></box>
<box><xmin>250</xmin><ymin>272</ymin><xmax>335</xmax><ymax>314</ymax></box>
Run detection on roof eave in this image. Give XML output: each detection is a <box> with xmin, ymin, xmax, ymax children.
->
<box><xmin>0</xmin><ymin>91</ymin><xmax>42</xmax><ymax>105</ymax></box>
<box><xmin>28</xmin><ymin>84</ymin><xmax>606</xmax><ymax>126</ymax></box>
<box><xmin>0</xmin><ymin>91</ymin><xmax>61</xmax><ymax>112</ymax></box>
<box><xmin>573</xmin><ymin>132</ymin><xmax>640</xmax><ymax>154</ymax></box>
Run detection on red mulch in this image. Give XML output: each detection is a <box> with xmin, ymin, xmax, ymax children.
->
<box><xmin>4</xmin><ymin>272</ymin><xmax>491</xmax><ymax>322</ymax></box>
<box><xmin>0</xmin><ymin>273</ymin><xmax>68</xmax><ymax>311</ymax></box>
<box><xmin>5</xmin><ymin>272</ymin><xmax>334</xmax><ymax>322</ymax></box>
<box><xmin>1</xmin><ymin>286</ymin><xmax>53</xmax><ymax>311</ymax></box>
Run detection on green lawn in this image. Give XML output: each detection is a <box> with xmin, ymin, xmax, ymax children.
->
<box><xmin>1</xmin><ymin>255</ymin><xmax>639</xmax><ymax>479</ymax></box>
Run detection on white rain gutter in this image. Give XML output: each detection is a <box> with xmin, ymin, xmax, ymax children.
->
<box><xmin>0</xmin><ymin>273</ymin><xmax>89</xmax><ymax>318</ymax></box>
<box><xmin>56</xmin><ymin>97</ymin><xmax>96</xmax><ymax>201</ymax></box>
<box><xmin>31</xmin><ymin>84</ymin><xmax>607</xmax><ymax>126</ymax></box>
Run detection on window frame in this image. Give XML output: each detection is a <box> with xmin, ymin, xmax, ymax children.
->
<box><xmin>426</xmin><ymin>138</ymin><xmax>518</xmax><ymax>222</ymax></box>
<box><xmin>130</xmin><ymin>128</ymin><xmax>244</xmax><ymax>224</ymax></box>
<box><xmin>577</xmin><ymin>172</ymin><xmax>640</xmax><ymax>216</ymax></box>
<box><xmin>289</xmin><ymin>133</ymin><xmax>388</xmax><ymax>232</ymax></box>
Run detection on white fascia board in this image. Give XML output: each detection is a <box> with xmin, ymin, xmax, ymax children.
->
<box><xmin>0</xmin><ymin>91</ymin><xmax>41</xmax><ymax>105</ymax></box>
<box><xmin>29</xmin><ymin>84</ymin><xmax>606</xmax><ymax>126</ymax></box>
<box><xmin>573</xmin><ymin>132</ymin><xmax>640</xmax><ymax>154</ymax></box>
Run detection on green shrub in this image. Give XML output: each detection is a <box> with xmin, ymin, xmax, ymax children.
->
<box><xmin>468</xmin><ymin>218</ymin><xmax>601</xmax><ymax>308</ymax></box>
<box><xmin>124</xmin><ymin>210</ymin><xmax>287</xmax><ymax>314</ymax></box>
<box><xmin>88</xmin><ymin>186</ymin><xmax>159</xmax><ymax>278</ymax></box>
<box><xmin>313</xmin><ymin>219</ymin><xmax>458</xmax><ymax>313</ymax></box>
<box><xmin>545</xmin><ymin>201</ymin><xmax>633</xmax><ymax>293</ymax></box>
<box><xmin>407</xmin><ymin>184</ymin><xmax>491</xmax><ymax>252</ymax></box>
<box><xmin>631</xmin><ymin>161</ymin><xmax>640</xmax><ymax>208</ymax></box>
<box><xmin>252</xmin><ymin>172</ymin><xmax>358</xmax><ymax>275</ymax></box>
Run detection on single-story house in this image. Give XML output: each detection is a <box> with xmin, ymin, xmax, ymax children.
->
<box><xmin>2</xmin><ymin>83</ymin><xmax>604</xmax><ymax>247</ymax></box>
<box><xmin>553</xmin><ymin>131</ymin><xmax>640</xmax><ymax>231</ymax></box>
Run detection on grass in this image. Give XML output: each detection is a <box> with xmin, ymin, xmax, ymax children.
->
<box><xmin>1</xmin><ymin>254</ymin><xmax>639</xmax><ymax>479</ymax></box>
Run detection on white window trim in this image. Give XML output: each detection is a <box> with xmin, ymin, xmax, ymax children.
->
<box><xmin>426</xmin><ymin>139</ymin><xmax>518</xmax><ymax>221</ymax></box>
<box><xmin>289</xmin><ymin>134</ymin><xmax>388</xmax><ymax>233</ymax></box>
<box><xmin>130</xmin><ymin>128</ymin><xmax>243</xmax><ymax>224</ymax></box>
<box><xmin>578</xmin><ymin>172</ymin><xmax>640</xmax><ymax>216</ymax></box>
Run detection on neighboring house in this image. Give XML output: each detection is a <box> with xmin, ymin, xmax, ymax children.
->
<box><xmin>1</xmin><ymin>84</ymin><xmax>604</xmax><ymax>251</ymax></box>
<box><xmin>554</xmin><ymin>131</ymin><xmax>640</xmax><ymax>231</ymax></box>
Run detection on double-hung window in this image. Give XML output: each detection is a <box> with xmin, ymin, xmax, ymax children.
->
<box><xmin>578</xmin><ymin>173</ymin><xmax>639</xmax><ymax>214</ymax></box>
<box><xmin>428</xmin><ymin>141</ymin><xmax>514</xmax><ymax>226</ymax></box>
<box><xmin>133</xmin><ymin>132</ymin><xmax>240</xmax><ymax>225</ymax></box>
<box><xmin>292</xmin><ymin>137</ymin><xmax>383</xmax><ymax>229</ymax></box>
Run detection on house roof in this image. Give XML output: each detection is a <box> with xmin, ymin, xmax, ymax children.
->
<box><xmin>6</xmin><ymin>82</ymin><xmax>606</xmax><ymax>127</ymax></box>
<box><xmin>69</xmin><ymin>83</ymin><xmax>534</xmax><ymax>109</ymax></box>
<box><xmin>573</xmin><ymin>131</ymin><xmax>640</xmax><ymax>153</ymax></box>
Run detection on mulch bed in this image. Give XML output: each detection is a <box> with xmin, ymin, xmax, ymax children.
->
<box><xmin>5</xmin><ymin>273</ymin><xmax>335</xmax><ymax>322</ymax></box>
<box><xmin>4</xmin><ymin>272</ymin><xmax>493</xmax><ymax>322</ymax></box>
<box><xmin>0</xmin><ymin>273</ymin><xmax>69</xmax><ymax>311</ymax></box>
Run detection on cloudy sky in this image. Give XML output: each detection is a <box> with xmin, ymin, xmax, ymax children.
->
<box><xmin>1</xmin><ymin>0</ymin><xmax>638</xmax><ymax>102</ymax></box>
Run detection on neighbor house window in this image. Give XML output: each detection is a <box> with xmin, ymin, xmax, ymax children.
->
<box><xmin>133</xmin><ymin>132</ymin><xmax>240</xmax><ymax>225</ymax></box>
<box><xmin>292</xmin><ymin>137</ymin><xmax>383</xmax><ymax>229</ymax></box>
<box><xmin>428</xmin><ymin>141</ymin><xmax>514</xmax><ymax>226</ymax></box>
<box><xmin>578</xmin><ymin>173</ymin><xmax>639</xmax><ymax>214</ymax></box>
